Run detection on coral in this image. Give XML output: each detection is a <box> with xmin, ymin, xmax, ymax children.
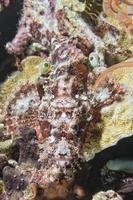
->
<box><xmin>3</xmin><ymin>166</ymin><xmax>28</xmax><ymax>192</ymax></box>
<box><xmin>0</xmin><ymin>0</ymin><xmax>10</xmax><ymax>11</ymax></box>
<box><xmin>5</xmin><ymin>0</ymin><xmax>110</xmax><ymax>71</ymax></box>
<box><xmin>0</xmin><ymin>0</ymin><xmax>133</xmax><ymax>199</ymax></box>
<box><xmin>100</xmin><ymin>164</ymin><xmax>133</xmax><ymax>198</ymax></box>
<box><xmin>103</xmin><ymin>0</ymin><xmax>133</xmax><ymax>36</ymax></box>
<box><xmin>118</xmin><ymin>177</ymin><xmax>133</xmax><ymax>194</ymax></box>
<box><xmin>92</xmin><ymin>190</ymin><xmax>123</xmax><ymax>200</ymax></box>
<box><xmin>0</xmin><ymin>154</ymin><xmax>8</xmax><ymax>175</ymax></box>
<box><xmin>83</xmin><ymin>61</ymin><xmax>133</xmax><ymax>161</ymax></box>
<box><xmin>82</xmin><ymin>0</ymin><xmax>103</xmax><ymax>25</ymax></box>
<box><xmin>0</xmin><ymin>138</ymin><xmax>13</xmax><ymax>153</ymax></box>
<box><xmin>15</xmin><ymin>126</ymin><xmax>39</xmax><ymax>165</ymax></box>
<box><xmin>0</xmin><ymin>56</ymin><xmax>44</xmax><ymax>112</ymax></box>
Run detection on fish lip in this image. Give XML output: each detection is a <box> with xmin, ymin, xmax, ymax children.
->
<box><xmin>52</xmin><ymin>156</ymin><xmax>73</xmax><ymax>161</ymax></box>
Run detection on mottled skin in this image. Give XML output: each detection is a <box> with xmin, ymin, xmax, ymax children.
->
<box><xmin>2</xmin><ymin>58</ymin><xmax>125</xmax><ymax>200</ymax></box>
<box><xmin>2</xmin><ymin>63</ymin><xmax>94</xmax><ymax>199</ymax></box>
<box><xmin>4</xmin><ymin>62</ymin><xmax>93</xmax><ymax>174</ymax></box>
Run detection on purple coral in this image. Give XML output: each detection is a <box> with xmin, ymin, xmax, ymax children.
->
<box><xmin>6</xmin><ymin>0</ymin><xmax>95</xmax><ymax>67</ymax></box>
<box><xmin>6</xmin><ymin>25</ymin><xmax>31</xmax><ymax>55</ymax></box>
<box><xmin>2</xmin><ymin>166</ymin><xmax>28</xmax><ymax>193</ymax></box>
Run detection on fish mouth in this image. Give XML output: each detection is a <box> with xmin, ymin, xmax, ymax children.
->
<box><xmin>52</xmin><ymin>157</ymin><xmax>73</xmax><ymax>166</ymax></box>
<box><xmin>53</xmin><ymin>156</ymin><xmax>72</xmax><ymax>161</ymax></box>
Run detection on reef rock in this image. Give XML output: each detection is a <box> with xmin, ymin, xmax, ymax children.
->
<box><xmin>83</xmin><ymin>61</ymin><xmax>133</xmax><ymax>161</ymax></box>
<box><xmin>92</xmin><ymin>190</ymin><xmax>123</xmax><ymax>200</ymax></box>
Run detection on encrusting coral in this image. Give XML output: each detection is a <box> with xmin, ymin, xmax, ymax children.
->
<box><xmin>83</xmin><ymin>61</ymin><xmax>133</xmax><ymax>161</ymax></box>
<box><xmin>92</xmin><ymin>190</ymin><xmax>123</xmax><ymax>200</ymax></box>
<box><xmin>0</xmin><ymin>0</ymin><xmax>10</xmax><ymax>11</ymax></box>
<box><xmin>0</xmin><ymin>0</ymin><xmax>133</xmax><ymax>199</ymax></box>
<box><xmin>103</xmin><ymin>0</ymin><xmax>133</xmax><ymax>36</ymax></box>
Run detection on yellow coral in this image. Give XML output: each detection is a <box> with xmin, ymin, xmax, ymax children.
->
<box><xmin>62</xmin><ymin>0</ymin><xmax>86</xmax><ymax>12</ymax></box>
<box><xmin>83</xmin><ymin>61</ymin><xmax>133</xmax><ymax>161</ymax></box>
<box><xmin>102</xmin><ymin>0</ymin><xmax>133</xmax><ymax>49</ymax></box>
<box><xmin>92</xmin><ymin>190</ymin><xmax>122</xmax><ymax>200</ymax></box>
<box><xmin>0</xmin><ymin>56</ymin><xmax>44</xmax><ymax>112</ymax></box>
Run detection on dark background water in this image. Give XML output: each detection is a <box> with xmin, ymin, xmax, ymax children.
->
<box><xmin>0</xmin><ymin>0</ymin><xmax>23</xmax><ymax>82</ymax></box>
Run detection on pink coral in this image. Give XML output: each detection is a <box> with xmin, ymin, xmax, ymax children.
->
<box><xmin>6</xmin><ymin>0</ymin><xmax>95</xmax><ymax>67</ymax></box>
<box><xmin>6</xmin><ymin>25</ymin><xmax>31</xmax><ymax>55</ymax></box>
<box><xmin>0</xmin><ymin>0</ymin><xmax>10</xmax><ymax>7</ymax></box>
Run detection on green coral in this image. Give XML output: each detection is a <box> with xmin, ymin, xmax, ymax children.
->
<box><xmin>0</xmin><ymin>56</ymin><xmax>45</xmax><ymax>112</ymax></box>
<box><xmin>118</xmin><ymin>31</ymin><xmax>133</xmax><ymax>51</ymax></box>
<box><xmin>0</xmin><ymin>181</ymin><xmax>4</xmax><ymax>194</ymax></box>
<box><xmin>0</xmin><ymin>139</ymin><xmax>13</xmax><ymax>153</ymax></box>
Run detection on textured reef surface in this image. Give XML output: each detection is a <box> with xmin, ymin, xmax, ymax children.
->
<box><xmin>0</xmin><ymin>0</ymin><xmax>10</xmax><ymax>11</ymax></box>
<box><xmin>0</xmin><ymin>0</ymin><xmax>133</xmax><ymax>199</ymax></box>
